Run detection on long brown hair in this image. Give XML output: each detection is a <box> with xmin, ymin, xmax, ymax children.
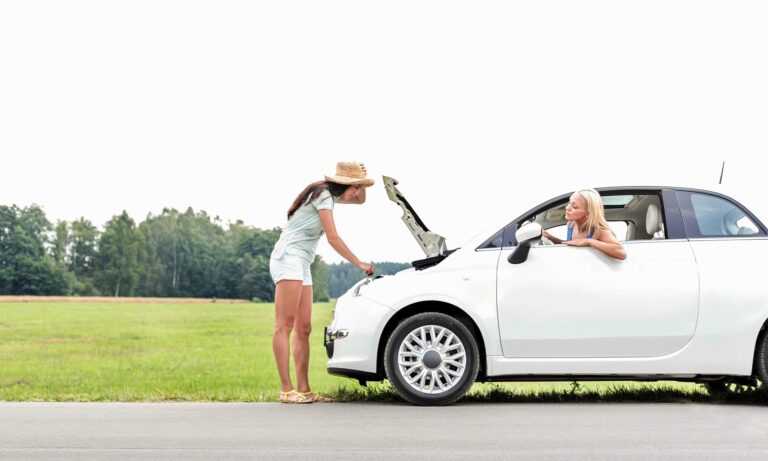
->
<box><xmin>287</xmin><ymin>181</ymin><xmax>349</xmax><ymax>220</ymax></box>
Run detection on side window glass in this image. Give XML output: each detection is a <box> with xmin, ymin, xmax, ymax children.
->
<box><xmin>483</xmin><ymin>230</ymin><xmax>504</xmax><ymax>249</ymax></box>
<box><xmin>486</xmin><ymin>192</ymin><xmax>669</xmax><ymax>249</ymax></box>
<box><xmin>679</xmin><ymin>191</ymin><xmax>763</xmax><ymax>238</ymax></box>
<box><xmin>736</xmin><ymin>216</ymin><xmax>759</xmax><ymax>234</ymax></box>
<box><xmin>526</xmin><ymin>193</ymin><xmax>662</xmax><ymax>244</ymax></box>
<box><xmin>501</xmin><ymin>223</ymin><xmax>520</xmax><ymax>248</ymax></box>
<box><xmin>545</xmin><ymin>224</ymin><xmax>569</xmax><ymax>242</ymax></box>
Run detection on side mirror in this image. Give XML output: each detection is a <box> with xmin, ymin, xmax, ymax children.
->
<box><xmin>508</xmin><ymin>223</ymin><xmax>542</xmax><ymax>264</ymax></box>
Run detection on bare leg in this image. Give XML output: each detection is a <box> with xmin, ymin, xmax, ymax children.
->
<box><xmin>293</xmin><ymin>285</ymin><xmax>313</xmax><ymax>393</ymax></box>
<box><xmin>273</xmin><ymin>280</ymin><xmax>303</xmax><ymax>392</ymax></box>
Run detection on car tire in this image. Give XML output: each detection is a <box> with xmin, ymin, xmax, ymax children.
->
<box><xmin>384</xmin><ymin>312</ymin><xmax>480</xmax><ymax>406</ymax></box>
<box><xmin>754</xmin><ymin>328</ymin><xmax>768</xmax><ymax>394</ymax></box>
<box><xmin>706</xmin><ymin>328</ymin><xmax>768</xmax><ymax>399</ymax></box>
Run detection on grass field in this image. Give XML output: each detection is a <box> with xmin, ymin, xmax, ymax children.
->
<box><xmin>0</xmin><ymin>300</ymin><xmax>764</xmax><ymax>403</ymax></box>
<box><xmin>0</xmin><ymin>300</ymin><xmax>343</xmax><ymax>401</ymax></box>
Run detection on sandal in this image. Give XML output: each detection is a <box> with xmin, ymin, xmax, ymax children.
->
<box><xmin>302</xmin><ymin>391</ymin><xmax>334</xmax><ymax>403</ymax></box>
<box><xmin>279</xmin><ymin>390</ymin><xmax>314</xmax><ymax>404</ymax></box>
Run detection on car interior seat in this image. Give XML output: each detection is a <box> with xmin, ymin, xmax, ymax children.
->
<box><xmin>625</xmin><ymin>222</ymin><xmax>637</xmax><ymax>241</ymax></box>
<box><xmin>646</xmin><ymin>203</ymin><xmax>663</xmax><ymax>239</ymax></box>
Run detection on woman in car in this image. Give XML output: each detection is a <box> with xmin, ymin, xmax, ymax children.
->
<box><xmin>542</xmin><ymin>188</ymin><xmax>627</xmax><ymax>260</ymax></box>
<box><xmin>270</xmin><ymin>161</ymin><xmax>376</xmax><ymax>404</ymax></box>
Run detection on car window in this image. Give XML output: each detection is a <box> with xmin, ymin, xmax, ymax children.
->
<box><xmin>482</xmin><ymin>192</ymin><xmax>666</xmax><ymax>249</ymax></box>
<box><xmin>483</xmin><ymin>230</ymin><xmax>504</xmax><ymax>249</ymax></box>
<box><xmin>522</xmin><ymin>193</ymin><xmax>664</xmax><ymax>245</ymax></box>
<box><xmin>678</xmin><ymin>191</ymin><xmax>764</xmax><ymax>238</ymax></box>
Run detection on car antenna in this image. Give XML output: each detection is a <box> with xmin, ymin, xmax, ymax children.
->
<box><xmin>718</xmin><ymin>161</ymin><xmax>725</xmax><ymax>185</ymax></box>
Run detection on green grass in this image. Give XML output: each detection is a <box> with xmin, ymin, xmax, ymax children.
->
<box><xmin>1</xmin><ymin>301</ymin><xmax>765</xmax><ymax>404</ymax></box>
<box><xmin>0</xmin><ymin>301</ymin><xmax>345</xmax><ymax>402</ymax></box>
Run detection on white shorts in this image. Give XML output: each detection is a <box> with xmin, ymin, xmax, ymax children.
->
<box><xmin>269</xmin><ymin>253</ymin><xmax>313</xmax><ymax>286</ymax></box>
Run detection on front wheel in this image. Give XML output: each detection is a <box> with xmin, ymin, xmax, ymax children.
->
<box><xmin>384</xmin><ymin>312</ymin><xmax>480</xmax><ymax>406</ymax></box>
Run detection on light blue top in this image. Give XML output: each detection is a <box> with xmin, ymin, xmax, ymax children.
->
<box><xmin>271</xmin><ymin>190</ymin><xmax>340</xmax><ymax>264</ymax></box>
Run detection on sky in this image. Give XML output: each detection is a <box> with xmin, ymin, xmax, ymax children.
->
<box><xmin>1</xmin><ymin>1</ymin><xmax>766</xmax><ymax>265</ymax></box>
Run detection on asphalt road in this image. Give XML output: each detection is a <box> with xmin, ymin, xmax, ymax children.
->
<box><xmin>1</xmin><ymin>402</ymin><xmax>767</xmax><ymax>460</ymax></box>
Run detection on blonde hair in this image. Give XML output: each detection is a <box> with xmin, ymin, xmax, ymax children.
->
<box><xmin>568</xmin><ymin>188</ymin><xmax>612</xmax><ymax>237</ymax></box>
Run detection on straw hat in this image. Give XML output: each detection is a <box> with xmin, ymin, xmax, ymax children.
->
<box><xmin>324</xmin><ymin>161</ymin><xmax>375</xmax><ymax>187</ymax></box>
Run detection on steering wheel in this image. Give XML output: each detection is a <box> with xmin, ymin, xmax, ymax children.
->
<box><xmin>539</xmin><ymin>235</ymin><xmax>554</xmax><ymax>246</ymax></box>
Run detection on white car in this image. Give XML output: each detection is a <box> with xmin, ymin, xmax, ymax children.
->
<box><xmin>324</xmin><ymin>177</ymin><xmax>768</xmax><ymax>405</ymax></box>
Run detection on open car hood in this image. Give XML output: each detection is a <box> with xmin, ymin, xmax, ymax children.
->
<box><xmin>383</xmin><ymin>176</ymin><xmax>448</xmax><ymax>259</ymax></box>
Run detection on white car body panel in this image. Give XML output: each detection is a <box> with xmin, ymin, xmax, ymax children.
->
<box><xmin>497</xmin><ymin>240</ymin><xmax>699</xmax><ymax>358</ymax></box>
<box><xmin>687</xmin><ymin>238</ymin><xmax>768</xmax><ymax>371</ymax></box>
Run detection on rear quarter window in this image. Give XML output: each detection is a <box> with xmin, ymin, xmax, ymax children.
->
<box><xmin>677</xmin><ymin>191</ymin><xmax>766</xmax><ymax>238</ymax></box>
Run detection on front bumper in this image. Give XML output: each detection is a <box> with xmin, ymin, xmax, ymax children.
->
<box><xmin>323</xmin><ymin>294</ymin><xmax>393</xmax><ymax>377</ymax></box>
<box><xmin>323</xmin><ymin>327</ymin><xmax>348</xmax><ymax>359</ymax></box>
<box><xmin>325</xmin><ymin>327</ymin><xmax>382</xmax><ymax>383</ymax></box>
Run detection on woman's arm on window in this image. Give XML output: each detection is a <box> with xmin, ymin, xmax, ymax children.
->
<box><xmin>566</xmin><ymin>228</ymin><xmax>626</xmax><ymax>260</ymax></box>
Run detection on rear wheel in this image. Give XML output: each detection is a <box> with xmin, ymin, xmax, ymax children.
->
<box><xmin>754</xmin><ymin>327</ymin><xmax>768</xmax><ymax>394</ymax></box>
<box><xmin>384</xmin><ymin>312</ymin><xmax>479</xmax><ymax>406</ymax></box>
<box><xmin>706</xmin><ymin>328</ymin><xmax>768</xmax><ymax>399</ymax></box>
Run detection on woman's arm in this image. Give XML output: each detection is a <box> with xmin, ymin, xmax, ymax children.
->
<box><xmin>566</xmin><ymin>228</ymin><xmax>626</xmax><ymax>260</ymax></box>
<box><xmin>318</xmin><ymin>209</ymin><xmax>375</xmax><ymax>275</ymax></box>
<box><xmin>542</xmin><ymin>229</ymin><xmax>564</xmax><ymax>245</ymax></box>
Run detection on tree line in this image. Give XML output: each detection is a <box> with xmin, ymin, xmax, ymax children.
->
<box><xmin>0</xmin><ymin>204</ymin><xmax>410</xmax><ymax>301</ymax></box>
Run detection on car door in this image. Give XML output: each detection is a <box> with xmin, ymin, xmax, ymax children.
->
<box><xmin>495</xmin><ymin>189</ymin><xmax>700</xmax><ymax>358</ymax></box>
